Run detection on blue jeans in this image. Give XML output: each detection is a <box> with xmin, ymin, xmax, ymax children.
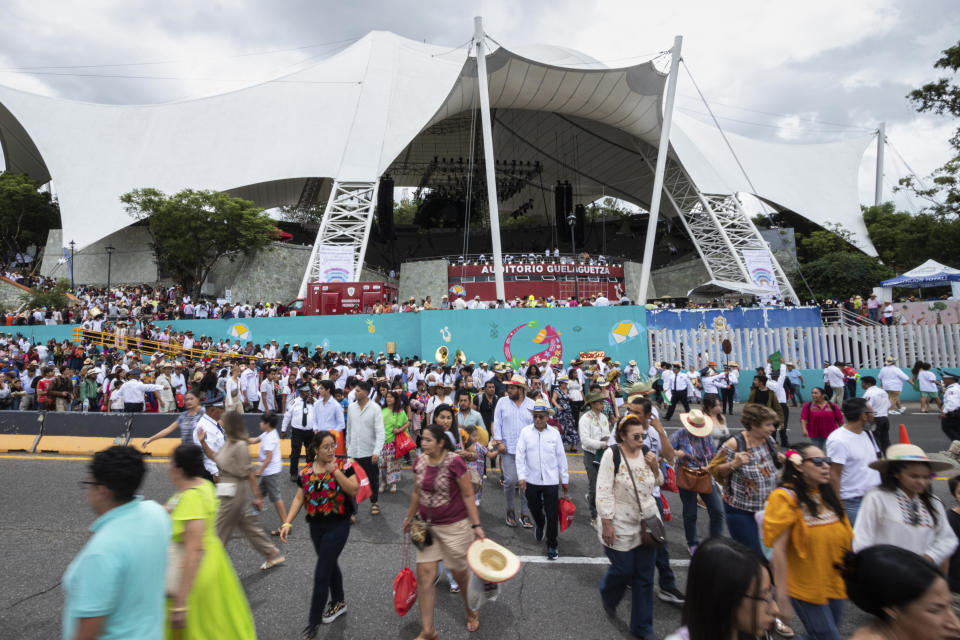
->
<box><xmin>810</xmin><ymin>437</ymin><xmax>826</xmax><ymax>450</ymax></box>
<box><xmin>791</xmin><ymin>597</ymin><xmax>844</xmax><ymax>640</ymax></box>
<box><xmin>724</xmin><ymin>502</ymin><xmax>761</xmax><ymax>554</ymax></box>
<box><xmin>678</xmin><ymin>488</ymin><xmax>725</xmax><ymax>547</ymax></box>
<box><xmin>600</xmin><ymin>545</ymin><xmax>657</xmax><ymax>637</ymax></box>
<box><xmin>841</xmin><ymin>497</ymin><xmax>862</xmax><ymax>526</ymax></box>
<box><xmin>654</xmin><ymin>495</ymin><xmax>677</xmax><ymax>590</ymax></box>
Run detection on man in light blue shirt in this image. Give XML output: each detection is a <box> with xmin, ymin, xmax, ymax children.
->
<box><xmin>492</xmin><ymin>375</ymin><xmax>535</xmax><ymax>528</ymax></box>
<box><xmin>785</xmin><ymin>362</ymin><xmax>804</xmax><ymax>407</ymax></box>
<box><xmin>63</xmin><ymin>446</ymin><xmax>170</xmax><ymax>640</ymax></box>
<box><xmin>312</xmin><ymin>379</ymin><xmax>345</xmax><ymax>432</ymax></box>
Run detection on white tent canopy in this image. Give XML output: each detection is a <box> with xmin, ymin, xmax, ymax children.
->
<box><xmin>0</xmin><ymin>27</ymin><xmax>875</xmax><ymax>302</ymax></box>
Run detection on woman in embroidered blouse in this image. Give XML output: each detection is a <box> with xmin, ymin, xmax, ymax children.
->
<box><xmin>596</xmin><ymin>414</ymin><xmax>663</xmax><ymax>640</ymax></box>
<box><xmin>714</xmin><ymin>403</ymin><xmax>784</xmax><ymax>554</ymax></box>
<box><xmin>279</xmin><ymin>431</ymin><xmax>359</xmax><ymax>640</ymax></box>
<box><xmin>670</xmin><ymin>409</ymin><xmax>724</xmax><ymax>555</ymax></box>
<box><xmin>852</xmin><ymin>444</ymin><xmax>957</xmax><ymax>571</ymax></box>
<box><xmin>402</xmin><ymin>424</ymin><xmax>485</xmax><ymax>638</ymax></box>
<box><xmin>764</xmin><ymin>442</ymin><xmax>852</xmax><ymax>640</ymax></box>
<box><xmin>380</xmin><ymin>390</ymin><xmax>409</xmax><ymax>494</ymax></box>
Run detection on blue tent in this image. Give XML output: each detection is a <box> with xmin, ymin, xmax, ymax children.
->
<box><xmin>881</xmin><ymin>259</ymin><xmax>960</xmax><ymax>288</ymax></box>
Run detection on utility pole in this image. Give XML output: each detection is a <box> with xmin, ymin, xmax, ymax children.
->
<box><xmin>69</xmin><ymin>240</ymin><xmax>76</xmax><ymax>290</ymax></box>
<box><xmin>637</xmin><ymin>35</ymin><xmax>682</xmax><ymax>305</ymax></box>
<box><xmin>105</xmin><ymin>245</ymin><xmax>115</xmax><ymax>289</ymax></box>
<box><xmin>474</xmin><ymin>16</ymin><xmax>506</xmax><ymax>301</ymax></box>
<box><xmin>875</xmin><ymin>122</ymin><xmax>885</xmax><ymax>206</ymax></box>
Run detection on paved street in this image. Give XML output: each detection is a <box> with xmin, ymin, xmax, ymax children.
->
<box><xmin>0</xmin><ymin>408</ymin><xmax>953</xmax><ymax>640</ymax></box>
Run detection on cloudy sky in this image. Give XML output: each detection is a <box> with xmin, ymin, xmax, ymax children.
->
<box><xmin>0</xmin><ymin>0</ymin><xmax>957</xmax><ymax>212</ymax></box>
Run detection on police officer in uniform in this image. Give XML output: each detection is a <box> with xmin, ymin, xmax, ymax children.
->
<box><xmin>941</xmin><ymin>371</ymin><xmax>960</xmax><ymax>443</ymax></box>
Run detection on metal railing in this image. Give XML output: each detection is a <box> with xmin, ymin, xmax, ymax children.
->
<box><xmin>404</xmin><ymin>252</ymin><xmax>627</xmax><ymax>267</ymax></box>
<box><xmin>820</xmin><ymin>306</ymin><xmax>881</xmax><ymax>327</ymax></box>
<box><xmin>72</xmin><ymin>328</ymin><xmax>282</xmax><ymax>365</ymax></box>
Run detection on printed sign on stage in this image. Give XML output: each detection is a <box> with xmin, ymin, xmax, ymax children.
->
<box><xmin>317</xmin><ymin>245</ymin><xmax>355</xmax><ymax>282</ymax></box>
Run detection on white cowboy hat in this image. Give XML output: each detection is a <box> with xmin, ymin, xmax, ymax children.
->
<box><xmin>467</xmin><ymin>539</ymin><xmax>522</xmax><ymax>583</ymax></box>
<box><xmin>869</xmin><ymin>444</ymin><xmax>955</xmax><ymax>473</ymax></box>
<box><xmin>679</xmin><ymin>410</ymin><xmax>715</xmax><ymax>438</ymax></box>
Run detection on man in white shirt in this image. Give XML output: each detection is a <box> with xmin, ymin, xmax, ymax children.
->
<box><xmin>281</xmin><ymin>383</ymin><xmax>317</xmax><ymax>482</ymax></box>
<box><xmin>346</xmin><ymin>381</ymin><xmax>385</xmax><ymax>514</ymax></box>
<box><xmin>663</xmin><ymin>362</ymin><xmax>691</xmax><ymax>420</ymax></box>
<box><xmin>493</xmin><ymin>375</ymin><xmax>536</xmax><ymax>528</ymax></box>
<box><xmin>516</xmin><ymin>400</ymin><xmax>569</xmax><ymax>560</ymax></box>
<box><xmin>917</xmin><ymin>363</ymin><xmax>942</xmax><ymax>414</ymax></box>
<box><xmin>312</xmin><ymin>380</ymin><xmax>345</xmax><ymax>433</ymax></box>
<box><xmin>593</xmin><ymin>294</ymin><xmax>610</xmax><ymax>307</ymax></box>
<box><xmin>452</xmin><ymin>295</ymin><xmax>468</xmax><ymax>310</ymax></box>
<box><xmin>826</xmin><ymin>397</ymin><xmax>881</xmax><ymax>525</ymax></box>
<box><xmin>240</xmin><ymin>360</ymin><xmax>260</xmax><ymax>412</ymax></box>
<box><xmin>118</xmin><ymin>370</ymin><xmax>164</xmax><ymax>413</ymax></box>
<box><xmin>861</xmin><ymin>375</ymin><xmax>891</xmax><ymax>452</ymax></box>
<box><xmin>941</xmin><ymin>371</ymin><xmax>960</xmax><ymax>443</ymax></box>
<box><xmin>823</xmin><ymin>361</ymin><xmax>846</xmax><ymax>404</ymax></box>
<box><xmin>257</xmin><ymin>370</ymin><xmax>277</xmax><ymax>412</ymax></box>
<box><xmin>877</xmin><ymin>356</ymin><xmax>910</xmax><ymax>414</ymax></box>
<box><xmin>195</xmin><ymin>400</ymin><xmax>226</xmax><ymax>480</ymax></box>
<box><xmin>764</xmin><ymin>363</ymin><xmax>790</xmax><ymax>446</ymax></box>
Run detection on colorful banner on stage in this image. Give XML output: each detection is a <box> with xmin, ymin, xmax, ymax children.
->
<box><xmin>646</xmin><ymin>306</ymin><xmax>821</xmax><ymax>330</ymax></box>
<box><xmin>742</xmin><ymin>249</ymin><xmax>781</xmax><ymax>301</ymax></box>
<box><xmin>317</xmin><ymin>244</ymin><xmax>355</xmax><ymax>282</ymax></box>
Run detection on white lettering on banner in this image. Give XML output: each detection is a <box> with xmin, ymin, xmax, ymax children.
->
<box><xmin>317</xmin><ymin>245</ymin><xmax>355</xmax><ymax>283</ymax></box>
<box><xmin>476</xmin><ymin>263</ymin><xmax>615</xmax><ymax>276</ymax></box>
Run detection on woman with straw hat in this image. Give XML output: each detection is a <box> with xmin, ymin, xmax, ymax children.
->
<box><xmin>853</xmin><ymin>444</ymin><xmax>958</xmax><ymax>569</ymax></box>
<box><xmin>579</xmin><ymin>389</ymin><xmax>611</xmax><ymax>526</ymax></box>
<box><xmin>670</xmin><ymin>410</ymin><xmax>724</xmax><ymax>556</ymax></box>
<box><xmin>551</xmin><ymin>374</ymin><xmax>579</xmax><ymax>453</ymax></box>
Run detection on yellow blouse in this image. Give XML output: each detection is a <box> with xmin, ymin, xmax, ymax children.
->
<box><xmin>762</xmin><ymin>487</ymin><xmax>852</xmax><ymax>604</ymax></box>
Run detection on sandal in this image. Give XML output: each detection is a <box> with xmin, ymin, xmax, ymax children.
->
<box><xmin>414</xmin><ymin>631</ymin><xmax>439</xmax><ymax>640</ymax></box>
<box><xmin>260</xmin><ymin>554</ymin><xmax>285</xmax><ymax>570</ymax></box>
<box><xmin>370</xmin><ymin>504</ymin><xmax>381</xmax><ymax>516</ymax></box>
<box><xmin>774</xmin><ymin>617</ymin><xmax>795</xmax><ymax>638</ymax></box>
<box><xmin>466</xmin><ymin>609</ymin><xmax>479</xmax><ymax>632</ymax></box>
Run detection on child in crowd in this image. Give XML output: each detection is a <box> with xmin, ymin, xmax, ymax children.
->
<box><xmin>249</xmin><ymin>411</ymin><xmax>287</xmax><ymax>536</ymax></box>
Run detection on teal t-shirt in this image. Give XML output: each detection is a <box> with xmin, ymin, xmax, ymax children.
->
<box><xmin>62</xmin><ymin>497</ymin><xmax>171</xmax><ymax>640</ymax></box>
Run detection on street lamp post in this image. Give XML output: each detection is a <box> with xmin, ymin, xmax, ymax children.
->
<box><xmin>105</xmin><ymin>245</ymin><xmax>115</xmax><ymax>290</ymax></box>
<box><xmin>567</xmin><ymin>213</ymin><xmax>579</xmax><ymax>300</ymax></box>
<box><xmin>68</xmin><ymin>240</ymin><xmax>76</xmax><ymax>291</ymax></box>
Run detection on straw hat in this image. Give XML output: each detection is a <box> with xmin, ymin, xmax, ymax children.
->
<box><xmin>679</xmin><ymin>410</ymin><xmax>715</xmax><ymax>438</ymax></box>
<box><xmin>625</xmin><ymin>380</ymin><xmax>656</xmax><ymax>402</ymax></box>
<box><xmin>467</xmin><ymin>539</ymin><xmax>521</xmax><ymax>583</ymax></box>
<box><xmin>628</xmin><ymin>360</ymin><xmax>637</xmax><ymax>366</ymax></box>
<box><xmin>505</xmin><ymin>374</ymin><xmax>528</xmax><ymax>389</ymax></box>
<box><xmin>584</xmin><ymin>390</ymin><xmax>605</xmax><ymax>404</ymax></box>
<box><xmin>884</xmin><ymin>356</ymin><xmax>896</xmax><ymax>365</ymax></box>
<box><xmin>869</xmin><ymin>444</ymin><xmax>955</xmax><ymax>472</ymax></box>
<box><xmin>531</xmin><ymin>398</ymin><xmax>555</xmax><ymax>415</ymax></box>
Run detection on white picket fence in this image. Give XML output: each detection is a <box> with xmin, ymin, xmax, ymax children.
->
<box><xmin>647</xmin><ymin>324</ymin><xmax>960</xmax><ymax>370</ymax></box>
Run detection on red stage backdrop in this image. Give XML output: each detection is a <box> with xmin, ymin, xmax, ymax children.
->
<box><xmin>447</xmin><ymin>262</ymin><xmax>625</xmax><ymax>302</ymax></box>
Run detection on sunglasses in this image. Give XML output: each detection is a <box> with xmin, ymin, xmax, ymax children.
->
<box><xmin>804</xmin><ymin>456</ymin><xmax>832</xmax><ymax>466</ymax></box>
<box><xmin>631</xmin><ymin>433</ymin><xmax>644</xmax><ymax>442</ymax></box>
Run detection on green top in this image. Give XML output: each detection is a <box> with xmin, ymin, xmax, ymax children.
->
<box><xmin>78</xmin><ymin>379</ymin><xmax>99</xmax><ymax>401</ymax></box>
<box><xmin>382</xmin><ymin>406</ymin><xmax>408</xmax><ymax>443</ymax></box>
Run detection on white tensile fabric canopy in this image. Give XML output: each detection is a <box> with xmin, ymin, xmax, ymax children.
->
<box><xmin>0</xmin><ymin>30</ymin><xmax>875</xmax><ymax>257</ymax></box>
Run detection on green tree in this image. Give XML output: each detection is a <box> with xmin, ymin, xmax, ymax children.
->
<box><xmin>0</xmin><ymin>172</ymin><xmax>61</xmax><ymax>271</ymax></box>
<box><xmin>279</xmin><ymin>201</ymin><xmax>325</xmax><ymax>227</ymax></box>
<box><xmin>121</xmin><ymin>188</ymin><xmax>275</xmax><ymax>298</ymax></box>
<box><xmin>795</xmin><ymin>222</ymin><xmax>859</xmax><ymax>262</ymax></box>
<box><xmin>21</xmin><ymin>278</ymin><xmax>70</xmax><ymax>309</ymax></box>
<box><xmin>393</xmin><ymin>198</ymin><xmax>418</xmax><ymax>225</ymax></box>
<box><xmin>798</xmin><ymin>252</ymin><xmax>893</xmax><ymax>300</ymax></box>
<box><xmin>897</xmin><ymin>40</ymin><xmax>960</xmax><ymax>216</ymax></box>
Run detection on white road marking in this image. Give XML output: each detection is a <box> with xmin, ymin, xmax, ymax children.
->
<box><xmin>518</xmin><ymin>555</ymin><xmax>690</xmax><ymax>567</ymax></box>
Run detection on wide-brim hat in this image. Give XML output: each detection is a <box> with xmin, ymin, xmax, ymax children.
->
<box><xmin>628</xmin><ymin>360</ymin><xmax>637</xmax><ymax>366</ymax></box>
<box><xmin>680</xmin><ymin>410</ymin><xmax>714</xmax><ymax>437</ymax></box>
<box><xmin>467</xmin><ymin>539</ymin><xmax>521</xmax><ymax>583</ymax></box>
<box><xmin>870</xmin><ymin>444</ymin><xmax>955</xmax><ymax>472</ymax></box>
<box><xmin>884</xmin><ymin>356</ymin><xmax>896</xmax><ymax>365</ymax></box>
<box><xmin>531</xmin><ymin>399</ymin><xmax>555</xmax><ymax>415</ymax></box>
<box><xmin>506</xmin><ymin>374</ymin><xmax>528</xmax><ymax>389</ymax></box>
<box><xmin>584</xmin><ymin>390</ymin><xmax>605</xmax><ymax>404</ymax></box>
<box><xmin>625</xmin><ymin>380</ymin><xmax>656</xmax><ymax>402</ymax></box>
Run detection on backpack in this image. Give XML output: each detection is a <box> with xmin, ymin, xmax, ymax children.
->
<box><xmin>708</xmin><ymin>430</ymin><xmax>781</xmax><ymax>486</ymax></box>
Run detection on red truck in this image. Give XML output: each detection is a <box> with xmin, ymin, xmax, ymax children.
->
<box><xmin>286</xmin><ymin>282</ymin><xmax>397</xmax><ymax>316</ymax></box>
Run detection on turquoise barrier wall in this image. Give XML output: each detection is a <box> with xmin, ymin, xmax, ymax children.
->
<box><xmin>417</xmin><ymin>307</ymin><xmax>648</xmax><ymax>369</ymax></box>
<box><xmin>6</xmin><ymin>307</ymin><xmax>649</xmax><ymax>371</ymax></box>
<box><xmin>733</xmin><ymin>368</ymin><xmax>925</xmax><ymax>403</ymax></box>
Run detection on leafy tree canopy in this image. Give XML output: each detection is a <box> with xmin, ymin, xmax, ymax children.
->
<box><xmin>120</xmin><ymin>188</ymin><xmax>275</xmax><ymax>298</ymax></box>
<box><xmin>862</xmin><ymin>202</ymin><xmax>960</xmax><ymax>271</ymax></box>
<box><xmin>21</xmin><ymin>278</ymin><xmax>70</xmax><ymax>309</ymax></box>
<box><xmin>897</xmin><ymin>40</ymin><xmax>960</xmax><ymax>216</ymax></box>
<box><xmin>797</xmin><ymin>252</ymin><xmax>893</xmax><ymax>301</ymax></box>
<box><xmin>0</xmin><ymin>171</ymin><xmax>60</xmax><ymax>271</ymax></box>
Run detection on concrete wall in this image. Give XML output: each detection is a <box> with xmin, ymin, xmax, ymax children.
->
<box><xmin>650</xmin><ymin>257</ymin><xmax>711</xmax><ymax>298</ymax></box>
<box><xmin>202</xmin><ymin>242</ymin><xmax>312</xmax><ymax>305</ymax></box>
<box><xmin>622</xmin><ymin>260</ymin><xmax>651</xmax><ymax>301</ymax></box>
<box><xmin>0</xmin><ymin>277</ymin><xmax>29</xmax><ymax>311</ymax></box>
<box><xmin>41</xmin><ymin>228</ymin><xmax>159</xmax><ymax>285</ymax></box>
<box><xmin>399</xmin><ymin>259</ymin><xmax>448</xmax><ymax>304</ymax></box>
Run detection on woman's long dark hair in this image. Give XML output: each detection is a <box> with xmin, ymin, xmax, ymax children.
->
<box><xmin>779</xmin><ymin>442</ymin><xmax>845</xmax><ymax>519</ymax></box>
<box><xmin>683</xmin><ymin>537</ymin><xmax>773</xmax><ymax>640</ymax></box>
<box><xmin>879</xmin><ymin>462</ymin><xmax>940</xmax><ymax>526</ymax></box>
<box><xmin>422</xmin><ymin>424</ymin><xmax>455</xmax><ymax>452</ymax></box>
<box><xmin>842</xmin><ymin>545</ymin><xmax>943</xmax><ymax>622</ymax></box>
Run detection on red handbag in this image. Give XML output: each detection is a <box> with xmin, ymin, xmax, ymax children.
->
<box><xmin>558</xmin><ymin>497</ymin><xmax>576</xmax><ymax>533</ymax></box>
<box><xmin>663</xmin><ymin>466</ymin><xmax>678</xmax><ymax>493</ymax></box>
<box><xmin>394</xmin><ymin>430</ymin><xmax>416</xmax><ymax>459</ymax></box>
<box><xmin>351</xmin><ymin>462</ymin><xmax>372</xmax><ymax>503</ymax></box>
<box><xmin>393</xmin><ymin>537</ymin><xmax>418</xmax><ymax>616</ymax></box>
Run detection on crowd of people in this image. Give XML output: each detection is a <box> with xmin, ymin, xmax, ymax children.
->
<box><xmin>43</xmin><ymin>331</ymin><xmax>960</xmax><ymax>639</ymax></box>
